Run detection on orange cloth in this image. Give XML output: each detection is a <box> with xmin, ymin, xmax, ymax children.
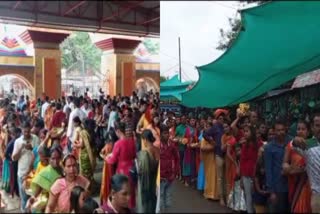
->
<box><xmin>286</xmin><ymin>142</ymin><xmax>312</xmax><ymax>213</ymax></box>
<box><xmin>214</xmin><ymin>109</ymin><xmax>229</xmax><ymax>119</ymax></box>
<box><xmin>100</xmin><ymin>143</ymin><xmax>114</xmax><ymax>205</ymax></box>
<box><xmin>293</xmin><ymin>179</ymin><xmax>312</xmax><ymax>213</ymax></box>
<box><xmin>222</xmin><ymin>134</ymin><xmax>237</xmax><ymax>196</ymax></box>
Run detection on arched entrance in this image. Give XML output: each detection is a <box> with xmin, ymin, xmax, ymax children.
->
<box><xmin>0</xmin><ymin>74</ymin><xmax>34</xmax><ymax>99</ymax></box>
<box><xmin>135</xmin><ymin>77</ymin><xmax>159</xmax><ymax>93</ymax></box>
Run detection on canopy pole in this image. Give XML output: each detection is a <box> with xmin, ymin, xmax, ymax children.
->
<box><xmin>179</xmin><ymin>37</ymin><xmax>182</xmax><ymax>82</ymax></box>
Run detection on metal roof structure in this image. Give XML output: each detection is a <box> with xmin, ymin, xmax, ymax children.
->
<box><xmin>0</xmin><ymin>1</ymin><xmax>159</xmax><ymax>37</ymax></box>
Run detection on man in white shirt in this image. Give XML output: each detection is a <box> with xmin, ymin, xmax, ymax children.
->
<box><xmin>12</xmin><ymin>122</ymin><xmax>40</xmax><ymax>212</ymax></box>
<box><xmin>67</xmin><ymin>97</ymin><xmax>87</xmax><ymax>151</ymax></box>
<box><xmin>41</xmin><ymin>96</ymin><xmax>50</xmax><ymax>119</ymax></box>
<box><xmin>63</xmin><ymin>96</ymin><xmax>74</xmax><ymax>113</ymax></box>
<box><xmin>81</xmin><ymin>99</ymin><xmax>91</xmax><ymax>117</ymax></box>
<box><xmin>107</xmin><ymin>104</ymin><xmax>118</xmax><ymax>132</ymax></box>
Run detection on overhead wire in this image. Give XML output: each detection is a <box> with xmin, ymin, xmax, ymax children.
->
<box><xmin>160</xmin><ymin>51</ymin><xmax>196</xmax><ymax>68</ymax></box>
<box><xmin>162</xmin><ymin>63</ymin><xmax>179</xmax><ymax>75</ymax></box>
<box><xmin>181</xmin><ymin>66</ymin><xmax>197</xmax><ymax>81</ymax></box>
<box><xmin>211</xmin><ymin>1</ymin><xmax>240</xmax><ymax>11</ymax></box>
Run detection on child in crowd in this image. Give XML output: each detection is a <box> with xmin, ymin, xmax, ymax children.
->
<box><xmin>160</xmin><ymin>125</ymin><xmax>179</xmax><ymax>212</ymax></box>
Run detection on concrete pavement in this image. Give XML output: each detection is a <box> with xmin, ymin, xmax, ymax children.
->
<box><xmin>162</xmin><ymin>180</ymin><xmax>232</xmax><ymax>213</ymax></box>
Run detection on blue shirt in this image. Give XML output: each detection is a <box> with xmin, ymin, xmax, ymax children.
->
<box><xmin>207</xmin><ymin>123</ymin><xmax>224</xmax><ymax>157</ymax></box>
<box><xmin>264</xmin><ymin>136</ymin><xmax>291</xmax><ymax>193</ymax></box>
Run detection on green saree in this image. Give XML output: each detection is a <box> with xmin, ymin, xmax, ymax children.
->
<box><xmin>79</xmin><ymin>129</ymin><xmax>96</xmax><ymax>181</ymax></box>
<box><xmin>136</xmin><ymin>150</ymin><xmax>159</xmax><ymax>213</ymax></box>
<box><xmin>30</xmin><ymin>165</ymin><xmax>62</xmax><ymax>213</ymax></box>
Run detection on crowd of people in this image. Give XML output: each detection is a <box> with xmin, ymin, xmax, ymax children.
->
<box><xmin>0</xmin><ymin>88</ymin><xmax>161</xmax><ymax>213</ymax></box>
<box><xmin>160</xmin><ymin>107</ymin><xmax>320</xmax><ymax>213</ymax></box>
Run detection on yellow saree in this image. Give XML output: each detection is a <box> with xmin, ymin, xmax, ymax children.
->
<box><xmin>201</xmin><ymin>139</ymin><xmax>218</xmax><ymax>200</ymax></box>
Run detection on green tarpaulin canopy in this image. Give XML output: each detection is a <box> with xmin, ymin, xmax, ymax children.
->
<box><xmin>182</xmin><ymin>1</ymin><xmax>320</xmax><ymax>108</ymax></box>
<box><xmin>160</xmin><ymin>74</ymin><xmax>193</xmax><ymax>101</ymax></box>
<box><xmin>160</xmin><ymin>87</ymin><xmax>187</xmax><ymax>101</ymax></box>
<box><xmin>160</xmin><ymin>74</ymin><xmax>192</xmax><ymax>88</ymax></box>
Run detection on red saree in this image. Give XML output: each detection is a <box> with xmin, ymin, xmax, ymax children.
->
<box><xmin>287</xmin><ymin>141</ymin><xmax>312</xmax><ymax>213</ymax></box>
<box><xmin>222</xmin><ymin>134</ymin><xmax>237</xmax><ymax>197</ymax></box>
<box><xmin>100</xmin><ymin>143</ymin><xmax>114</xmax><ymax>205</ymax></box>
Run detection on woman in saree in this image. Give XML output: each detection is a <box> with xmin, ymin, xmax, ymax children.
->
<box><xmin>0</xmin><ymin>122</ymin><xmax>9</xmax><ymax>179</ymax></box>
<box><xmin>45</xmin><ymin>154</ymin><xmax>90</xmax><ymax>213</ymax></box>
<box><xmin>168</xmin><ymin>118</ymin><xmax>176</xmax><ymax>140</ymax></box>
<box><xmin>44</xmin><ymin>103</ymin><xmax>55</xmax><ymax>130</ymax></box>
<box><xmin>189</xmin><ymin>117</ymin><xmax>199</xmax><ymax>187</ymax></box>
<box><xmin>99</xmin><ymin>131</ymin><xmax>118</xmax><ymax>205</ymax></box>
<box><xmin>197</xmin><ymin>120</ymin><xmax>207</xmax><ymax>191</ymax></box>
<box><xmin>2</xmin><ymin>126</ymin><xmax>19</xmax><ymax>195</ymax></box>
<box><xmin>49</xmin><ymin>119</ymin><xmax>68</xmax><ymax>155</ymax></box>
<box><xmin>174</xmin><ymin>115</ymin><xmax>191</xmax><ymax>185</ymax></box>
<box><xmin>94</xmin><ymin>102</ymin><xmax>108</xmax><ymax>155</ymax></box>
<box><xmin>24</xmin><ymin>142</ymin><xmax>52</xmax><ymax>197</ymax></box>
<box><xmin>282</xmin><ymin>120</ymin><xmax>312</xmax><ymax>213</ymax></box>
<box><xmin>26</xmin><ymin>146</ymin><xmax>63</xmax><ymax>213</ymax></box>
<box><xmin>94</xmin><ymin>102</ymin><xmax>104</xmax><ymax>129</ymax></box>
<box><xmin>221</xmin><ymin>121</ymin><xmax>238</xmax><ymax>197</ymax></box>
<box><xmin>136</xmin><ymin>129</ymin><xmax>160</xmax><ymax>213</ymax></box>
<box><xmin>146</xmin><ymin>112</ymin><xmax>161</xmax><ymax>148</ymax></box>
<box><xmin>95</xmin><ymin>174</ymin><xmax>134</xmax><ymax>213</ymax></box>
<box><xmin>136</xmin><ymin>103</ymin><xmax>154</xmax><ymax>151</ymax></box>
<box><xmin>201</xmin><ymin>129</ymin><xmax>219</xmax><ymax>200</ymax></box>
<box><xmin>106</xmin><ymin>121</ymin><xmax>136</xmax><ymax>209</ymax></box>
<box><xmin>72</xmin><ymin>117</ymin><xmax>96</xmax><ymax>183</ymax></box>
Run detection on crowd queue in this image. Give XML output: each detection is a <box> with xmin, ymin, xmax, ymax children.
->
<box><xmin>160</xmin><ymin>107</ymin><xmax>320</xmax><ymax>213</ymax></box>
<box><xmin>0</xmin><ymin>88</ymin><xmax>161</xmax><ymax>213</ymax></box>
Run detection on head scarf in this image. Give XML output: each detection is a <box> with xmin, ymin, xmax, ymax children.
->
<box><xmin>214</xmin><ymin>109</ymin><xmax>229</xmax><ymax>119</ymax></box>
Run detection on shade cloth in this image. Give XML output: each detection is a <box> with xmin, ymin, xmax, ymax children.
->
<box><xmin>182</xmin><ymin>1</ymin><xmax>320</xmax><ymax>108</ymax></box>
<box><xmin>160</xmin><ymin>74</ymin><xmax>192</xmax><ymax>88</ymax></box>
<box><xmin>160</xmin><ymin>74</ymin><xmax>193</xmax><ymax>101</ymax></box>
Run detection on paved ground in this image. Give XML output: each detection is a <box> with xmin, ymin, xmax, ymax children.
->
<box><xmin>163</xmin><ymin>180</ymin><xmax>231</xmax><ymax>213</ymax></box>
<box><xmin>1</xmin><ymin>159</ymin><xmax>104</xmax><ymax>213</ymax></box>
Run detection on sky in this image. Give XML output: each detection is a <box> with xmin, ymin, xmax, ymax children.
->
<box><xmin>160</xmin><ymin>1</ymin><xmax>243</xmax><ymax>81</ymax></box>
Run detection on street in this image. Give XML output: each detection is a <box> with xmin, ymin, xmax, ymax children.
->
<box><xmin>163</xmin><ymin>180</ymin><xmax>231</xmax><ymax>213</ymax></box>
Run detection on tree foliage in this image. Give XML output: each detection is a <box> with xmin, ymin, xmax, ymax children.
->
<box><xmin>142</xmin><ymin>38</ymin><xmax>160</xmax><ymax>55</ymax></box>
<box><xmin>60</xmin><ymin>32</ymin><xmax>102</xmax><ymax>75</ymax></box>
<box><xmin>160</xmin><ymin>76</ymin><xmax>168</xmax><ymax>83</ymax></box>
<box><xmin>216</xmin><ymin>1</ymin><xmax>266</xmax><ymax>51</ymax></box>
<box><xmin>216</xmin><ymin>17</ymin><xmax>242</xmax><ymax>51</ymax></box>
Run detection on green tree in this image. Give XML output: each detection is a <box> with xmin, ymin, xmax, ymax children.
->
<box><xmin>142</xmin><ymin>38</ymin><xmax>159</xmax><ymax>55</ymax></box>
<box><xmin>60</xmin><ymin>32</ymin><xmax>102</xmax><ymax>75</ymax></box>
<box><xmin>216</xmin><ymin>1</ymin><xmax>266</xmax><ymax>51</ymax></box>
<box><xmin>160</xmin><ymin>76</ymin><xmax>168</xmax><ymax>82</ymax></box>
